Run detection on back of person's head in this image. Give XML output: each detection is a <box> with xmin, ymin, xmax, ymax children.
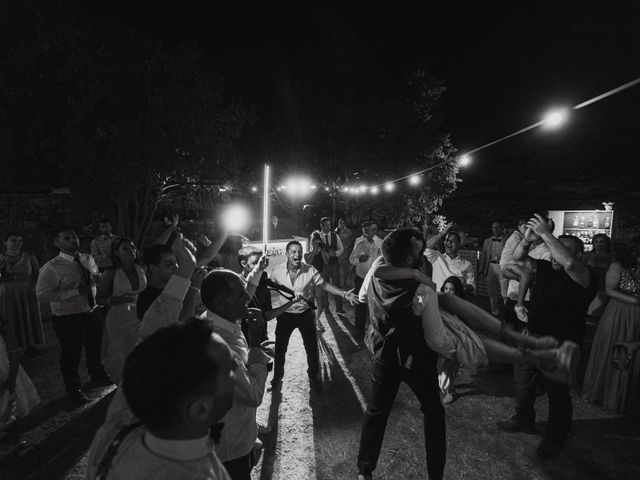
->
<box><xmin>613</xmin><ymin>237</ymin><xmax>640</xmax><ymax>269</ymax></box>
<box><xmin>122</xmin><ymin>318</ymin><xmax>221</xmax><ymax>431</ymax></box>
<box><xmin>382</xmin><ymin>228</ymin><xmax>424</xmax><ymax>266</ymax></box>
<box><xmin>52</xmin><ymin>226</ymin><xmax>74</xmax><ymax>241</ymax></box>
<box><xmin>238</xmin><ymin>245</ymin><xmax>262</xmax><ymax>264</ymax></box>
<box><xmin>441</xmin><ymin>275</ymin><xmax>466</xmax><ymax>299</ymax></box>
<box><xmin>559</xmin><ymin>234</ymin><xmax>584</xmax><ymax>254</ymax></box>
<box><xmin>143</xmin><ymin>243</ymin><xmax>173</xmax><ymax>266</ymax></box>
<box><xmin>200</xmin><ymin>269</ymin><xmax>246</xmax><ymax>316</ymax></box>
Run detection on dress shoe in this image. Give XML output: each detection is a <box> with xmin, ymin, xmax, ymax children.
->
<box><xmin>69</xmin><ymin>389</ymin><xmax>90</xmax><ymax>405</ymax></box>
<box><xmin>536</xmin><ymin>438</ymin><xmax>564</xmax><ymax>459</ymax></box>
<box><xmin>442</xmin><ymin>392</ymin><xmax>455</xmax><ymax>404</ymax></box>
<box><xmin>497</xmin><ymin>416</ymin><xmax>536</xmax><ymax>434</ymax></box>
<box><xmin>541</xmin><ymin>341</ymin><xmax>581</xmax><ymax>385</ymax></box>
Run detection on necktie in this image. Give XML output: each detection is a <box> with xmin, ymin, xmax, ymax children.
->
<box><xmin>74</xmin><ymin>255</ymin><xmax>96</xmax><ymax>308</ymax></box>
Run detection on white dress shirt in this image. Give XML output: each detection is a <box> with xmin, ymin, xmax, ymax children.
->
<box><xmin>202</xmin><ymin>311</ymin><xmax>270</xmax><ymax>462</ymax></box>
<box><xmin>320</xmin><ymin>231</ymin><xmax>344</xmax><ymax>257</ymax></box>
<box><xmin>87</xmin><ymin>275</ymin><xmax>231</xmax><ymax>480</ymax></box>
<box><xmin>269</xmin><ymin>262</ymin><xmax>324</xmax><ymax>314</ymax></box>
<box><xmin>423</xmin><ymin>249</ymin><xmax>475</xmax><ymax>293</ymax></box>
<box><xmin>349</xmin><ymin>237</ymin><xmax>382</xmax><ymax>279</ymax></box>
<box><xmin>36</xmin><ymin>252</ymin><xmax>99</xmax><ymax>315</ymax></box>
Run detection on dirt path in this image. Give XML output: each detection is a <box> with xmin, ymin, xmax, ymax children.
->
<box><xmin>2</xmin><ymin>304</ymin><xmax>639</xmax><ymax>479</ymax></box>
<box><xmin>252</xmin><ymin>303</ymin><xmax>640</xmax><ymax>480</ymax></box>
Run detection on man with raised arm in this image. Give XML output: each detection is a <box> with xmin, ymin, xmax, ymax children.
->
<box><xmin>498</xmin><ymin>214</ymin><xmax>597</xmax><ymax>459</ymax></box>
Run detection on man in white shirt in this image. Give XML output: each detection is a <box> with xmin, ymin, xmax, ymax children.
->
<box><xmin>36</xmin><ymin>227</ymin><xmax>111</xmax><ymax>404</ymax></box>
<box><xmin>200</xmin><ymin>269</ymin><xmax>273</xmax><ymax>479</ymax></box>
<box><xmin>479</xmin><ymin>221</ymin><xmax>506</xmax><ymax>316</ymax></box>
<box><xmin>319</xmin><ymin>217</ymin><xmax>345</xmax><ymax>314</ymax></box>
<box><xmin>350</xmin><ymin>221</ymin><xmax>382</xmax><ymax>331</ymax></box>
<box><xmin>269</xmin><ymin>240</ymin><xmax>358</xmax><ymax>390</ymax></box>
<box><xmin>423</xmin><ymin>223</ymin><xmax>475</xmax><ymax>294</ymax></box>
<box><xmin>87</xmin><ymin>235</ymin><xmax>234</xmax><ymax>480</ymax></box>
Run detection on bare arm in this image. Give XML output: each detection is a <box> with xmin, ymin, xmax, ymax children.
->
<box><xmin>374</xmin><ymin>264</ymin><xmax>437</xmax><ymax>290</ymax></box>
<box><xmin>426</xmin><ymin>223</ymin><xmax>453</xmax><ymax>250</ymax></box>
<box><xmin>528</xmin><ymin>214</ymin><xmax>591</xmax><ymax>288</ymax></box>
<box><xmin>196</xmin><ymin>232</ymin><xmax>228</xmax><ymax>267</ymax></box>
<box><xmin>605</xmin><ymin>262</ymin><xmax>640</xmax><ymax>304</ymax></box>
<box><xmin>29</xmin><ymin>254</ymin><xmax>40</xmax><ymax>283</ymax></box>
<box><xmin>96</xmin><ymin>269</ymin><xmax>115</xmax><ymax>306</ymax></box>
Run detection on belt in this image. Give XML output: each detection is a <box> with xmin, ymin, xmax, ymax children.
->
<box><xmin>490</xmin><ymin>261</ymin><xmax>499</xmax><ymax>264</ymax></box>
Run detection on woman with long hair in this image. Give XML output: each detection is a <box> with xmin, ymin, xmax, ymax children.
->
<box><xmin>586</xmin><ymin>233</ymin><xmax>613</xmax><ymax>317</ymax></box>
<box><xmin>583</xmin><ymin>237</ymin><xmax>640</xmax><ymax>414</ymax></box>
<box><xmin>0</xmin><ymin>233</ymin><xmax>44</xmax><ymax>353</ymax></box>
<box><xmin>97</xmin><ymin>237</ymin><xmax>147</xmax><ymax>384</ymax></box>
<box><xmin>305</xmin><ymin>231</ymin><xmax>330</xmax><ymax>331</ymax></box>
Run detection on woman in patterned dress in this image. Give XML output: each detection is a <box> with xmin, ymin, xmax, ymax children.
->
<box><xmin>583</xmin><ymin>237</ymin><xmax>640</xmax><ymax>414</ymax></box>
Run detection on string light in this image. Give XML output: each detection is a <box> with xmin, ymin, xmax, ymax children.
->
<box><xmin>408</xmin><ymin>175</ymin><xmax>421</xmax><ymax>186</ymax></box>
<box><xmin>259</xmin><ymin>78</ymin><xmax>639</xmax><ymax>198</ymax></box>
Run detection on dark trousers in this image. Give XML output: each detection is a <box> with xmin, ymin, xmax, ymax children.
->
<box><xmin>274</xmin><ymin>309</ymin><xmax>319</xmax><ymax>380</ymax></box>
<box><xmin>513</xmin><ymin>362</ymin><xmax>573</xmax><ymax>444</ymax></box>
<box><xmin>358</xmin><ymin>357</ymin><xmax>446</xmax><ymax>479</ymax></box>
<box><xmin>52</xmin><ymin>311</ymin><xmax>107</xmax><ymax>393</ymax></box>
<box><xmin>322</xmin><ymin>262</ymin><xmax>343</xmax><ymax>310</ymax></box>
<box><xmin>354</xmin><ymin>275</ymin><xmax>368</xmax><ymax>331</ymax></box>
<box><xmin>222</xmin><ymin>450</ymin><xmax>255</xmax><ymax>480</ymax></box>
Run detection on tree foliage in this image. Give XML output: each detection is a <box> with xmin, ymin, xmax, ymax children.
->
<box><xmin>1</xmin><ymin>1</ymin><xmax>253</xmax><ymax>242</ymax></box>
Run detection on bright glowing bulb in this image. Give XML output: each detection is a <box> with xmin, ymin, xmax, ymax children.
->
<box><xmin>324</xmin><ymin>186</ymin><xmax>330</xmax><ymax>192</ymax></box>
<box><xmin>384</xmin><ymin>182</ymin><xmax>395</xmax><ymax>192</ymax></box>
<box><xmin>223</xmin><ymin>204</ymin><xmax>250</xmax><ymax>232</ymax></box>
<box><xmin>279</xmin><ymin>185</ymin><xmax>287</xmax><ymax>190</ymax></box>
<box><xmin>370</xmin><ymin>186</ymin><xmax>379</xmax><ymax>195</ymax></box>
<box><xmin>310</xmin><ymin>184</ymin><xmax>317</xmax><ymax>190</ymax></box>
<box><xmin>408</xmin><ymin>175</ymin><xmax>421</xmax><ymax>186</ymax></box>
<box><xmin>543</xmin><ymin>109</ymin><xmax>569</xmax><ymax>128</ymax></box>
<box><xmin>251</xmin><ymin>186</ymin><xmax>258</xmax><ymax>192</ymax></box>
<box><xmin>458</xmin><ymin>155</ymin><xmax>471</xmax><ymax>167</ymax></box>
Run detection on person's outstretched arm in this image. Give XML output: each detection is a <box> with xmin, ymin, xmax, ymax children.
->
<box><xmin>528</xmin><ymin>214</ymin><xmax>591</xmax><ymax>288</ymax></box>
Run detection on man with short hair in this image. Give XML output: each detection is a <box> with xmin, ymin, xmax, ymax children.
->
<box><xmin>424</xmin><ymin>223</ymin><xmax>475</xmax><ymax>293</ymax></box>
<box><xmin>498</xmin><ymin>215</ymin><xmax>597</xmax><ymax>459</ymax></box>
<box><xmin>319</xmin><ymin>217</ymin><xmax>345</xmax><ymax>313</ymax></box>
<box><xmin>349</xmin><ymin>221</ymin><xmax>382</xmax><ymax>331</ymax></box>
<box><xmin>87</xmin><ymin>236</ymin><xmax>234</xmax><ymax>480</ymax></box>
<box><xmin>479</xmin><ymin>221</ymin><xmax>506</xmax><ymax>316</ymax></box>
<box><xmin>357</xmin><ymin>228</ymin><xmax>452</xmax><ymax>480</ymax></box>
<box><xmin>200</xmin><ymin>270</ymin><xmax>272</xmax><ymax>479</ymax></box>
<box><xmin>137</xmin><ymin>243</ymin><xmax>203</xmax><ymax>322</ymax></box>
<box><xmin>91</xmin><ymin>219</ymin><xmax>116</xmax><ymax>272</ymax></box>
<box><xmin>270</xmin><ymin>241</ymin><xmax>358</xmax><ymax>390</ymax></box>
<box><xmin>36</xmin><ymin>228</ymin><xmax>111</xmax><ymax>404</ymax></box>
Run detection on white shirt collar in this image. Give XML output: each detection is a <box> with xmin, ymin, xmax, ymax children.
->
<box><xmin>444</xmin><ymin>253</ymin><xmax>460</xmax><ymax>262</ymax></box>
<box><xmin>59</xmin><ymin>252</ymin><xmax>76</xmax><ymax>262</ymax></box>
<box><xmin>205</xmin><ymin>310</ymin><xmax>242</xmax><ymax>334</ymax></box>
<box><xmin>144</xmin><ymin>431</ymin><xmax>214</xmax><ymax>461</ymax></box>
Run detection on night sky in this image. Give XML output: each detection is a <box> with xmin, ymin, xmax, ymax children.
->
<box><xmin>89</xmin><ymin>1</ymin><xmax>640</xmax><ymax>222</ymax></box>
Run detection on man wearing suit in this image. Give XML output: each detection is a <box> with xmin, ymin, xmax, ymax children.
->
<box><xmin>479</xmin><ymin>221</ymin><xmax>506</xmax><ymax>316</ymax></box>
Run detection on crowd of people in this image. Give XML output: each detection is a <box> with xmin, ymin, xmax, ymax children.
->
<box><xmin>0</xmin><ymin>212</ymin><xmax>638</xmax><ymax>479</ymax></box>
